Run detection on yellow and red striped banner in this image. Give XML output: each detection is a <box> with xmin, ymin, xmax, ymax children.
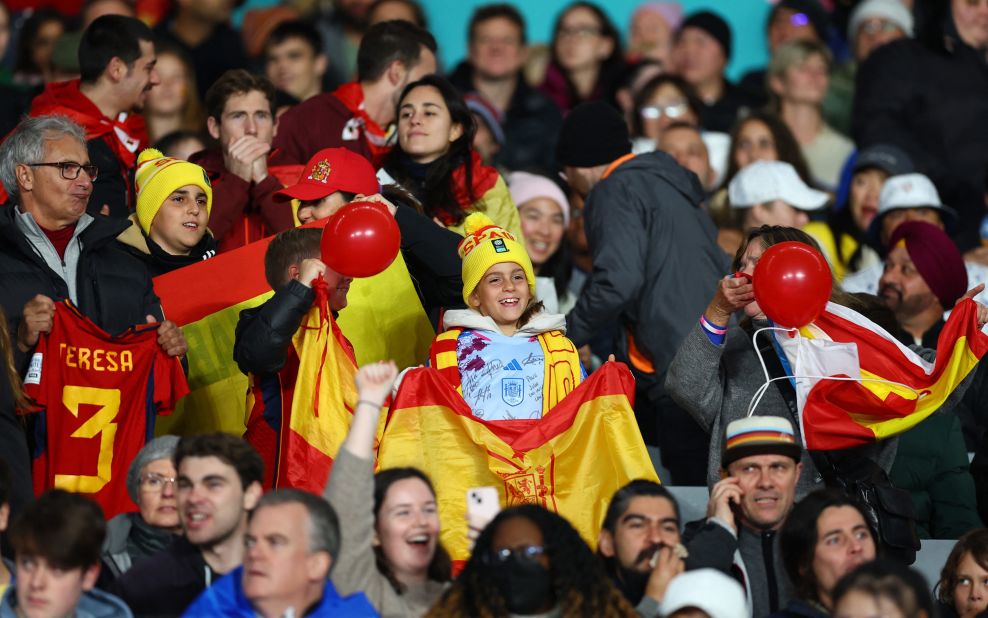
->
<box><xmin>775</xmin><ymin>299</ymin><xmax>988</xmax><ymax>450</ymax></box>
<box><xmin>377</xmin><ymin>362</ymin><xmax>658</xmax><ymax>564</ymax></box>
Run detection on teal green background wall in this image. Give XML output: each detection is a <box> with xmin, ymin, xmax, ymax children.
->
<box><xmin>418</xmin><ymin>0</ymin><xmax>774</xmax><ymax>81</ymax></box>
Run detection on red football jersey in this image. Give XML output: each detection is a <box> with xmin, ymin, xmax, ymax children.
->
<box><xmin>23</xmin><ymin>302</ymin><xmax>189</xmax><ymax>518</ymax></box>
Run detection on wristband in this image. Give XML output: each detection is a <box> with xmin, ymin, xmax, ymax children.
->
<box><xmin>356</xmin><ymin>399</ymin><xmax>382</xmax><ymax>410</ymax></box>
<box><xmin>700</xmin><ymin>315</ymin><xmax>727</xmax><ymax>335</ymax></box>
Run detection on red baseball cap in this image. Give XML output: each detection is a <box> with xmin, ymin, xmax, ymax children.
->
<box><xmin>275</xmin><ymin>147</ymin><xmax>379</xmax><ymax>202</ymax></box>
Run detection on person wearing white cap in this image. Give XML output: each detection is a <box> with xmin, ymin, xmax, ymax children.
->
<box><xmin>658</xmin><ymin>569</ymin><xmax>747</xmax><ymax>618</ymax></box>
<box><xmin>823</xmin><ymin>0</ymin><xmax>913</xmax><ymax>135</ymax></box>
<box><xmin>728</xmin><ymin>160</ymin><xmax>829</xmax><ymax>231</ymax></box>
<box><xmin>843</xmin><ymin>173</ymin><xmax>988</xmax><ymax>310</ymax></box>
<box><xmin>848</xmin><ymin>0</ymin><xmax>913</xmax><ymax>62</ymax></box>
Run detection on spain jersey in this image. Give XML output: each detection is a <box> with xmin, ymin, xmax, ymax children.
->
<box><xmin>23</xmin><ymin>301</ymin><xmax>189</xmax><ymax>517</ymax></box>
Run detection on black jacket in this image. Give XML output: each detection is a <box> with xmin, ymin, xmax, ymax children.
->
<box><xmin>0</xmin><ymin>206</ymin><xmax>163</xmax><ymax>372</ymax></box>
<box><xmin>88</xmin><ymin>136</ymin><xmax>131</xmax><ymax>220</ymax></box>
<box><xmin>234</xmin><ymin>279</ymin><xmax>314</xmax><ymax>376</ymax></box>
<box><xmin>108</xmin><ymin>536</ymin><xmax>213</xmax><ymax>618</ymax></box>
<box><xmin>853</xmin><ymin>14</ymin><xmax>988</xmax><ymax>251</ymax></box>
<box><xmin>448</xmin><ymin>61</ymin><xmax>563</xmax><ymax>172</ymax></box>
<box><xmin>393</xmin><ymin>202</ymin><xmax>465</xmax><ymax>320</ymax></box>
<box><xmin>153</xmin><ymin>17</ymin><xmax>248</xmax><ymax>103</ymax></box>
<box><xmin>565</xmin><ymin>151</ymin><xmax>728</xmax><ymax>388</ymax></box>
<box><xmin>699</xmin><ymin>79</ymin><xmax>756</xmax><ymax>133</ymax></box>
<box><xmin>117</xmin><ymin>219</ymin><xmax>219</xmax><ymax>279</ymax></box>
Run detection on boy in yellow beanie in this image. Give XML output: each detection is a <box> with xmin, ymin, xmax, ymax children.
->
<box><xmin>427</xmin><ymin>213</ymin><xmax>584</xmax><ymax>420</ymax></box>
<box><xmin>118</xmin><ymin>148</ymin><xmax>217</xmax><ymax>277</ymax></box>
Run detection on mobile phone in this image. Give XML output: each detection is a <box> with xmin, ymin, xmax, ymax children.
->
<box><xmin>466</xmin><ymin>487</ymin><xmax>501</xmax><ymax>533</ymax></box>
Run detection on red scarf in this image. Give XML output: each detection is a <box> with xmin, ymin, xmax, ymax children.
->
<box><xmin>332</xmin><ymin>81</ymin><xmax>394</xmax><ymax>166</ymax></box>
<box><xmin>449</xmin><ymin>151</ymin><xmax>499</xmax><ymax>210</ymax></box>
<box><xmin>30</xmin><ymin>80</ymin><xmax>148</xmax><ymax>170</ymax></box>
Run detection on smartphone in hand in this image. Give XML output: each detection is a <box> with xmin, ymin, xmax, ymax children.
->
<box><xmin>466</xmin><ymin>487</ymin><xmax>501</xmax><ymax>539</ymax></box>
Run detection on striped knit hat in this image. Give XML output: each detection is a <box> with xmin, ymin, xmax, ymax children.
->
<box><xmin>722</xmin><ymin>416</ymin><xmax>801</xmax><ymax>468</ymax></box>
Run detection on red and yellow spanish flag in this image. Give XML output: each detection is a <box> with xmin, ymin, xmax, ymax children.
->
<box><xmin>377</xmin><ymin>362</ymin><xmax>658</xmax><ymax>564</ymax></box>
<box><xmin>152</xmin><ymin>219</ymin><xmax>434</xmax><ymax>436</ymax></box>
<box><xmin>271</xmin><ymin>298</ymin><xmax>359</xmax><ymax>492</ymax></box>
<box><xmin>774</xmin><ymin>299</ymin><xmax>988</xmax><ymax>450</ymax></box>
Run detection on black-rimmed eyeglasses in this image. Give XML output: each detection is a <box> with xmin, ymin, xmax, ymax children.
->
<box><xmin>28</xmin><ymin>161</ymin><xmax>99</xmax><ymax>181</ymax></box>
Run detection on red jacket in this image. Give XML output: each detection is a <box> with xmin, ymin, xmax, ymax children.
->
<box><xmin>190</xmin><ymin>147</ymin><xmax>299</xmax><ymax>253</ymax></box>
<box><xmin>272</xmin><ymin>85</ymin><xmax>380</xmax><ymax>166</ymax></box>
<box><xmin>28</xmin><ymin>79</ymin><xmax>148</xmax><ymax>217</ymax></box>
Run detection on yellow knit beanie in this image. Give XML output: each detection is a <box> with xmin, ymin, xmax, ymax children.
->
<box><xmin>458</xmin><ymin>212</ymin><xmax>536</xmax><ymax>306</ymax></box>
<box><xmin>134</xmin><ymin>148</ymin><xmax>213</xmax><ymax>234</ymax></box>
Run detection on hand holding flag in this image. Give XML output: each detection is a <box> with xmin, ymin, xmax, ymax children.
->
<box><xmin>769</xmin><ymin>299</ymin><xmax>988</xmax><ymax>450</ymax></box>
<box><xmin>956</xmin><ymin>283</ymin><xmax>988</xmax><ymax>327</ymax></box>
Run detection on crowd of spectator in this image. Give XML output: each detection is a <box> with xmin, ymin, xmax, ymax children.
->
<box><xmin>0</xmin><ymin>0</ymin><xmax>987</xmax><ymax>616</ymax></box>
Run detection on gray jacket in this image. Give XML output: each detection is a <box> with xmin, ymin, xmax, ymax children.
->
<box><xmin>666</xmin><ymin>323</ymin><xmax>898</xmax><ymax>497</ymax></box>
<box><xmin>683</xmin><ymin>517</ymin><xmax>792</xmax><ymax>618</ymax></box>
<box><xmin>566</xmin><ymin>151</ymin><xmax>728</xmax><ymax>386</ymax></box>
<box><xmin>324</xmin><ymin>449</ymin><xmax>447</xmax><ymax>618</ymax></box>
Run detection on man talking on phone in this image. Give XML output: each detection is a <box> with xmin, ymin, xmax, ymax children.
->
<box><xmin>682</xmin><ymin>416</ymin><xmax>803</xmax><ymax>618</ymax></box>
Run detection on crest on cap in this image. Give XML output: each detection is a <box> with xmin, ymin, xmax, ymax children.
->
<box><xmin>308</xmin><ymin>160</ymin><xmax>332</xmax><ymax>183</ymax></box>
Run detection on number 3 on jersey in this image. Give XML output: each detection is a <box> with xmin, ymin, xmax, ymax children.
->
<box><xmin>54</xmin><ymin>386</ymin><xmax>120</xmax><ymax>494</ymax></box>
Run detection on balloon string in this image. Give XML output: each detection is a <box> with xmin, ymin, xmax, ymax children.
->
<box><xmin>311</xmin><ymin>277</ymin><xmax>330</xmax><ymax>326</ymax></box>
<box><xmin>746</xmin><ymin>327</ymin><xmax>924</xmax><ymax>420</ymax></box>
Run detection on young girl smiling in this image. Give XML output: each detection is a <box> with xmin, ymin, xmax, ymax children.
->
<box><xmin>429</xmin><ymin>213</ymin><xmax>584</xmax><ymax>420</ymax></box>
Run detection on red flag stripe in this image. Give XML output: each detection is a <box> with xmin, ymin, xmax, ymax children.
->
<box><xmin>392</xmin><ymin>363</ymin><xmax>635</xmax><ymax>450</ymax></box>
<box><xmin>153</xmin><ymin>218</ymin><xmax>330</xmax><ymax>326</ymax></box>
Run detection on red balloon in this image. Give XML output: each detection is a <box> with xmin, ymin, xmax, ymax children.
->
<box><xmin>752</xmin><ymin>241</ymin><xmax>832</xmax><ymax>328</ymax></box>
<box><xmin>321</xmin><ymin>201</ymin><xmax>401</xmax><ymax>278</ymax></box>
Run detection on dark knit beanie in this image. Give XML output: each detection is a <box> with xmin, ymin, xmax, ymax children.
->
<box><xmin>556</xmin><ymin>101</ymin><xmax>631</xmax><ymax>168</ymax></box>
<box><xmin>678</xmin><ymin>10</ymin><xmax>732</xmax><ymax>60</ymax></box>
<box><xmin>771</xmin><ymin>0</ymin><xmax>832</xmax><ymax>43</ymax></box>
<box><xmin>887</xmin><ymin>220</ymin><xmax>968</xmax><ymax>309</ymax></box>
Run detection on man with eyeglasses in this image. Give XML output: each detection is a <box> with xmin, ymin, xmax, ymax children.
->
<box><xmin>448</xmin><ymin>4</ymin><xmax>563</xmax><ymax>171</ymax></box>
<box><xmin>29</xmin><ymin>14</ymin><xmax>160</xmax><ymax>218</ymax></box>
<box><xmin>100</xmin><ymin>436</ymin><xmax>183</xmax><ymax>587</ymax></box>
<box><xmin>682</xmin><ymin>416</ymin><xmax>803</xmax><ymax>618</ymax></box>
<box><xmin>0</xmin><ymin>115</ymin><xmax>187</xmax><ymax>530</ymax></box>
